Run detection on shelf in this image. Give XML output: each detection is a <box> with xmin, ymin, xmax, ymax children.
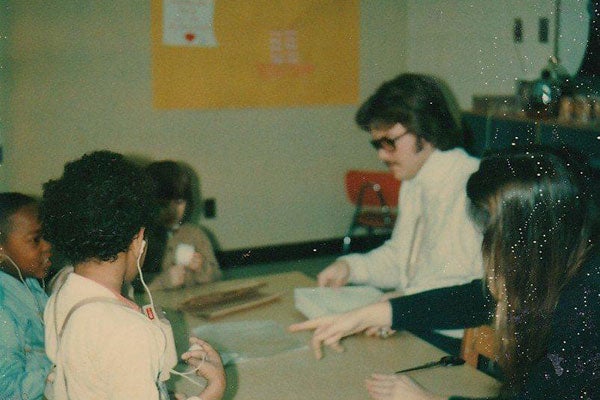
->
<box><xmin>462</xmin><ymin>111</ymin><xmax>600</xmax><ymax>168</ymax></box>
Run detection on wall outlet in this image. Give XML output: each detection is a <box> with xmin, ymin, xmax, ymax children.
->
<box><xmin>204</xmin><ymin>198</ymin><xmax>216</xmax><ymax>218</ymax></box>
<box><xmin>513</xmin><ymin>18</ymin><xmax>523</xmax><ymax>43</ymax></box>
<box><xmin>539</xmin><ymin>17</ymin><xmax>549</xmax><ymax>43</ymax></box>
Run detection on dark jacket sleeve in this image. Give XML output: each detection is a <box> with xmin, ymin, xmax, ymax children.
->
<box><xmin>436</xmin><ymin>253</ymin><xmax>600</xmax><ymax>400</ymax></box>
<box><xmin>389</xmin><ymin>279</ymin><xmax>495</xmax><ymax>332</ymax></box>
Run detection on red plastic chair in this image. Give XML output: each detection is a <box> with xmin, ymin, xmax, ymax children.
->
<box><xmin>342</xmin><ymin>170</ymin><xmax>401</xmax><ymax>253</ymax></box>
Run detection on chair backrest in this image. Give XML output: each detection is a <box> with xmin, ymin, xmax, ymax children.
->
<box><xmin>460</xmin><ymin>324</ymin><xmax>497</xmax><ymax>368</ymax></box>
<box><xmin>344</xmin><ymin>170</ymin><xmax>400</xmax><ymax>207</ymax></box>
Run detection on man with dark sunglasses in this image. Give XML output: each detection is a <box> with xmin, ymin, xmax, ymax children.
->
<box><xmin>316</xmin><ymin>73</ymin><xmax>483</xmax><ymax>353</ymax></box>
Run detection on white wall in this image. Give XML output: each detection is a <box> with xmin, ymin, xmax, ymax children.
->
<box><xmin>0</xmin><ymin>1</ymin><xmax>8</xmax><ymax>192</ymax></box>
<box><xmin>406</xmin><ymin>0</ymin><xmax>589</xmax><ymax>108</ymax></box>
<box><xmin>2</xmin><ymin>1</ymin><xmax>405</xmax><ymax>250</ymax></box>
<box><xmin>2</xmin><ymin>0</ymin><xmax>591</xmax><ymax>250</ymax></box>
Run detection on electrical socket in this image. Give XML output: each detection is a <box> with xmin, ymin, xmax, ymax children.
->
<box><xmin>539</xmin><ymin>17</ymin><xmax>549</xmax><ymax>43</ymax></box>
<box><xmin>514</xmin><ymin>18</ymin><xmax>523</xmax><ymax>43</ymax></box>
<box><xmin>204</xmin><ymin>198</ymin><xmax>216</xmax><ymax>219</ymax></box>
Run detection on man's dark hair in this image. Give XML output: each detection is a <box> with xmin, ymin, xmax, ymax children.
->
<box><xmin>41</xmin><ymin>150</ymin><xmax>156</xmax><ymax>265</ymax></box>
<box><xmin>355</xmin><ymin>73</ymin><xmax>464</xmax><ymax>150</ymax></box>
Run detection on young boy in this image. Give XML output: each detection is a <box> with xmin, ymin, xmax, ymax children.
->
<box><xmin>41</xmin><ymin>151</ymin><xmax>225</xmax><ymax>400</ymax></box>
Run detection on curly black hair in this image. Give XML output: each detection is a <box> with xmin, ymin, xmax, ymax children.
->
<box><xmin>0</xmin><ymin>192</ymin><xmax>37</xmax><ymax>244</ymax></box>
<box><xmin>40</xmin><ymin>150</ymin><xmax>157</xmax><ymax>265</ymax></box>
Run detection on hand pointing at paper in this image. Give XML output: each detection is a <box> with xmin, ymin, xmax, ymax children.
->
<box><xmin>288</xmin><ymin>301</ymin><xmax>392</xmax><ymax>359</ymax></box>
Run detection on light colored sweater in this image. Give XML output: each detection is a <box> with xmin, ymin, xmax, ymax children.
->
<box><xmin>342</xmin><ymin>148</ymin><xmax>483</xmax><ymax>295</ymax></box>
<box><xmin>149</xmin><ymin>223</ymin><xmax>222</xmax><ymax>290</ymax></box>
<box><xmin>44</xmin><ymin>273</ymin><xmax>167</xmax><ymax>400</ymax></box>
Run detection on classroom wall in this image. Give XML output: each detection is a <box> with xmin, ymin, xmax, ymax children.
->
<box><xmin>0</xmin><ymin>1</ymin><xmax>8</xmax><ymax>192</ymax></box>
<box><xmin>1</xmin><ymin>1</ymin><xmax>590</xmax><ymax>251</ymax></box>
<box><xmin>1</xmin><ymin>1</ymin><xmax>405</xmax><ymax>250</ymax></box>
<box><xmin>406</xmin><ymin>0</ymin><xmax>589</xmax><ymax>107</ymax></box>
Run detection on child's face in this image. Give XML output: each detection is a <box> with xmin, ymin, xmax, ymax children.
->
<box><xmin>158</xmin><ymin>199</ymin><xmax>187</xmax><ymax>228</ymax></box>
<box><xmin>1</xmin><ymin>204</ymin><xmax>52</xmax><ymax>279</ymax></box>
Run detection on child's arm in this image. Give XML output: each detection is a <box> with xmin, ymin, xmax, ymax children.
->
<box><xmin>0</xmin><ymin>308</ymin><xmax>51</xmax><ymax>400</ymax></box>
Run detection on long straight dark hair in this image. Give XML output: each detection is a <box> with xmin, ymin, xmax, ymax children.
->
<box><xmin>467</xmin><ymin>146</ymin><xmax>600</xmax><ymax>394</ymax></box>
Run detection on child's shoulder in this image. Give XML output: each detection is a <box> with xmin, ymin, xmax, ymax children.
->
<box><xmin>173</xmin><ymin>222</ymin><xmax>210</xmax><ymax>241</ymax></box>
<box><xmin>0</xmin><ymin>273</ymin><xmax>24</xmax><ymax>305</ymax></box>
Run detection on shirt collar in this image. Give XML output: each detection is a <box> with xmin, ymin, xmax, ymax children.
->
<box><xmin>412</xmin><ymin>148</ymin><xmax>463</xmax><ymax>190</ymax></box>
<box><xmin>67</xmin><ymin>273</ymin><xmax>140</xmax><ymax>311</ymax></box>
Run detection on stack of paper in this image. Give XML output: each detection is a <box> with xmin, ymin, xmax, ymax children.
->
<box><xmin>294</xmin><ymin>286</ymin><xmax>383</xmax><ymax>319</ymax></box>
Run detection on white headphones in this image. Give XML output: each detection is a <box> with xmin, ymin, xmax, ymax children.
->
<box><xmin>136</xmin><ymin>239</ymin><xmax>147</xmax><ymax>267</ymax></box>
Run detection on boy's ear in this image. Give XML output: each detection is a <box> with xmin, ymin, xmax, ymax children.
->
<box><xmin>129</xmin><ymin>227</ymin><xmax>146</xmax><ymax>254</ymax></box>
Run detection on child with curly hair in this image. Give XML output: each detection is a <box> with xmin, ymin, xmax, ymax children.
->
<box><xmin>42</xmin><ymin>151</ymin><xmax>225</xmax><ymax>400</ymax></box>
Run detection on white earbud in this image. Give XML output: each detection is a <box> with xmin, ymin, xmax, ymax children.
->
<box><xmin>135</xmin><ymin>239</ymin><xmax>148</xmax><ymax>270</ymax></box>
<box><xmin>188</xmin><ymin>343</ymin><xmax>203</xmax><ymax>351</ymax></box>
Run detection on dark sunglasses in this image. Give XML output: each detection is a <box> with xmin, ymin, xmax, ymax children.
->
<box><xmin>370</xmin><ymin>135</ymin><xmax>405</xmax><ymax>151</ymax></box>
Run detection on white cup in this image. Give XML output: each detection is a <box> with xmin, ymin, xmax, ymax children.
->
<box><xmin>175</xmin><ymin>243</ymin><xmax>195</xmax><ymax>266</ymax></box>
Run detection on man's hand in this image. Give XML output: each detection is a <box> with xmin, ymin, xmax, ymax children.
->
<box><xmin>317</xmin><ymin>260</ymin><xmax>351</xmax><ymax>287</ymax></box>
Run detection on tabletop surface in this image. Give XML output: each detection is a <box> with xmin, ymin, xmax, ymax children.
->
<box><xmin>143</xmin><ymin>271</ymin><xmax>500</xmax><ymax>400</ymax></box>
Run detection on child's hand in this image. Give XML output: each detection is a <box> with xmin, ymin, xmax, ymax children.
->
<box><xmin>168</xmin><ymin>265</ymin><xmax>186</xmax><ymax>287</ymax></box>
<box><xmin>182</xmin><ymin>337</ymin><xmax>226</xmax><ymax>400</ymax></box>
<box><xmin>365</xmin><ymin>373</ymin><xmax>445</xmax><ymax>400</ymax></box>
<box><xmin>186</xmin><ymin>252</ymin><xmax>203</xmax><ymax>272</ymax></box>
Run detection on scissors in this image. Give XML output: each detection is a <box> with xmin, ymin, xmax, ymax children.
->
<box><xmin>395</xmin><ymin>355</ymin><xmax>465</xmax><ymax>374</ymax></box>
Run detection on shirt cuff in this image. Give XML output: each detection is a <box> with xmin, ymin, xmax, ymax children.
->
<box><xmin>340</xmin><ymin>255</ymin><xmax>368</xmax><ymax>284</ymax></box>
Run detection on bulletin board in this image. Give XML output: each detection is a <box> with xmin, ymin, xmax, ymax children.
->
<box><xmin>151</xmin><ymin>0</ymin><xmax>360</xmax><ymax>109</ymax></box>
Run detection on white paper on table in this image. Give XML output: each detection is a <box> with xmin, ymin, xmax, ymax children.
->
<box><xmin>192</xmin><ymin>320</ymin><xmax>306</xmax><ymax>365</ymax></box>
<box><xmin>294</xmin><ymin>286</ymin><xmax>384</xmax><ymax>319</ymax></box>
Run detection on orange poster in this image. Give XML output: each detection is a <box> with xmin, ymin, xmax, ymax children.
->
<box><xmin>151</xmin><ymin>0</ymin><xmax>360</xmax><ymax>109</ymax></box>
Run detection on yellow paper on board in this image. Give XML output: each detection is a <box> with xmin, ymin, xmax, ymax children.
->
<box><xmin>151</xmin><ymin>0</ymin><xmax>360</xmax><ymax>109</ymax></box>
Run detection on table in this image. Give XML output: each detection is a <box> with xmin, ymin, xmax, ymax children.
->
<box><xmin>143</xmin><ymin>271</ymin><xmax>500</xmax><ymax>400</ymax></box>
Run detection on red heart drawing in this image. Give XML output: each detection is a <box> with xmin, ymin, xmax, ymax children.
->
<box><xmin>185</xmin><ymin>33</ymin><xmax>195</xmax><ymax>42</ymax></box>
